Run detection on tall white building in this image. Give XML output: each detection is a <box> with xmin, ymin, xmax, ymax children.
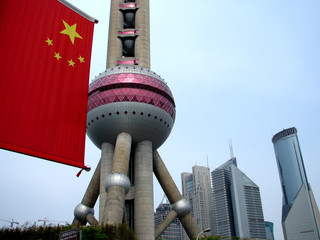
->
<box><xmin>211</xmin><ymin>157</ymin><xmax>267</xmax><ymax>239</ymax></box>
<box><xmin>272</xmin><ymin>127</ymin><xmax>320</xmax><ymax>240</ymax></box>
<box><xmin>181</xmin><ymin>166</ymin><xmax>213</xmax><ymax>238</ymax></box>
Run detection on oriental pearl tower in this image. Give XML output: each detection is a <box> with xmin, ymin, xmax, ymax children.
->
<box><xmin>72</xmin><ymin>1</ymin><xmax>201</xmax><ymax>239</ymax></box>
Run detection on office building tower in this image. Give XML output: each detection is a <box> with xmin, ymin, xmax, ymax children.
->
<box><xmin>155</xmin><ymin>196</ymin><xmax>182</xmax><ymax>240</ymax></box>
<box><xmin>211</xmin><ymin>157</ymin><xmax>267</xmax><ymax>239</ymax></box>
<box><xmin>72</xmin><ymin>1</ymin><xmax>200</xmax><ymax>239</ymax></box>
<box><xmin>265</xmin><ymin>221</ymin><xmax>274</xmax><ymax>240</ymax></box>
<box><xmin>182</xmin><ymin>166</ymin><xmax>213</xmax><ymax>235</ymax></box>
<box><xmin>211</xmin><ymin>158</ymin><xmax>236</xmax><ymax>237</ymax></box>
<box><xmin>272</xmin><ymin>127</ymin><xmax>320</xmax><ymax>240</ymax></box>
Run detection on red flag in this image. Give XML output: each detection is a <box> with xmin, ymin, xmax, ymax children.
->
<box><xmin>0</xmin><ymin>0</ymin><xmax>95</xmax><ymax>168</ymax></box>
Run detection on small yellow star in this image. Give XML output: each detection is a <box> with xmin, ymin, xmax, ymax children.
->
<box><xmin>60</xmin><ymin>20</ymin><xmax>83</xmax><ymax>45</ymax></box>
<box><xmin>68</xmin><ymin>59</ymin><xmax>75</xmax><ymax>67</ymax></box>
<box><xmin>54</xmin><ymin>52</ymin><xmax>62</xmax><ymax>61</ymax></box>
<box><xmin>45</xmin><ymin>38</ymin><xmax>53</xmax><ymax>46</ymax></box>
<box><xmin>78</xmin><ymin>56</ymin><xmax>85</xmax><ymax>63</ymax></box>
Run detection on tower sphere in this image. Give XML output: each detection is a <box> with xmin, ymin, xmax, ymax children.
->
<box><xmin>87</xmin><ymin>65</ymin><xmax>176</xmax><ymax>150</ymax></box>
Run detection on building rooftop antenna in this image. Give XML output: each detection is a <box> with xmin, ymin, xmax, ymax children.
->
<box><xmin>229</xmin><ymin>139</ymin><xmax>234</xmax><ymax>159</ymax></box>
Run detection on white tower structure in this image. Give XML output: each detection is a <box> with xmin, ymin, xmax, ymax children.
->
<box><xmin>72</xmin><ymin>1</ymin><xmax>201</xmax><ymax>239</ymax></box>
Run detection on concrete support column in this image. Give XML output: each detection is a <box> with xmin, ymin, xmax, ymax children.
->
<box><xmin>153</xmin><ymin>150</ymin><xmax>201</xmax><ymax>239</ymax></box>
<box><xmin>103</xmin><ymin>132</ymin><xmax>132</xmax><ymax>225</ymax></box>
<box><xmin>155</xmin><ymin>210</ymin><xmax>177</xmax><ymax>239</ymax></box>
<box><xmin>72</xmin><ymin>160</ymin><xmax>101</xmax><ymax>226</ymax></box>
<box><xmin>135</xmin><ymin>0</ymin><xmax>150</xmax><ymax>68</ymax></box>
<box><xmin>86</xmin><ymin>213</ymin><xmax>99</xmax><ymax>226</ymax></box>
<box><xmin>134</xmin><ymin>140</ymin><xmax>154</xmax><ymax>239</ymax></box>
<box><xmin>99</xmin><ymin>142</ymin><xmax>114</xmax><ymax>222</ymax></box>
<box><xmin>106</xmin><ymin>0</ymin><xmax>123</xmax><ymax>68</ymax></box>
<box><xmin>81</xmin><ymin>160</ymin><xmax>101</xmax><ymax>208</ymax></box>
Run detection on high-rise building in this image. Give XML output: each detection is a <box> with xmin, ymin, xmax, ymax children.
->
<box><xmin>211</xmin><ymin>158</ymin><xmax>236</xmax><ymax>237</ymax></box>
<box><xmin>181</xmin><ymin>166</ymin><xmax>213</xmax><ymax>236</ymax></box>
<box><xmin>211</xmin><ymin>157</ymin><xmax>267</xmax><ymax>239</ymax></box>
<box><xmin>155</xmin><ymin>196</ymin><xmax>182</xmax><ymax>240</ymax></box>
<box><xmin>72</xmin><ymin>1</ymin><xmax>201</xmax><ymax>239</ymax></box>
<box><xmin>272</xmin><ymin>127</ymin><xmax>320</xmax><ymax>240</ymax></box>
<box><xmin>264</xmin><ymin>221</ymin><xmax>275</xmax><ymax>240</ymax></box>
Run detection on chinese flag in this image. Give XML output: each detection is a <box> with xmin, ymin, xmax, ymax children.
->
<box><xmin>0</xmin><ymin>0</ymin><xmax>95</xmax><ymax>168</ymax></box>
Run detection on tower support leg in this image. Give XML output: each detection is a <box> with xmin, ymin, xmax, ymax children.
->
<box><xmin>153</xmin><ymin>150</ymin><xmax>201</xmax><ymax>239</ymax></box>
<box><xmin>72</xmin><ymin>160</ymin><xmax>101</xmax><ymax>226</ymax></box>
<box><xmin>99</xmin><ymin>142</ymin><xmax>114</xmax><ymax>223</ymax></box>
<box><xmin>102</xmin><ymin>132</ymin><xmax>132</xmax><ymax>225</ymax></box>
<box><xmin>134</xmin><ymin>140</ymin><xmax>154</xmax><ymax>239</ymax></box>
<box><xmin>155</xmin><ymin>210</ymin><xmax>178</xmax><ymax>239</ymax></box>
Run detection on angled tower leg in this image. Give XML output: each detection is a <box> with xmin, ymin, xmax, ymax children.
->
<box><xmin>153</xmin><ymin>150</ymin><xmax>201</xmax><ymax>239</ymax></box>
<box><xmin>155</xmin><ymin>210</ymin><xmax>178</xmax><ymax>238</ymax></box>
<box><xmin>134</xmin><ymin>140</ymin><xmax>154</xmax><ymax>239</ymax></box>
<box><xmin>73</xmin><ymin>160</ymin><xmax>101</xmax><ymax>226</ymax></box>
<box><xmin>102</xmin><ymin>132</ymin><xmax>132</xmax><ymax>225</ymax></box>
<box><xmin>99</xmin><ymin>142</ymin><xmax>114</xmax><ymax>222</ymax></box>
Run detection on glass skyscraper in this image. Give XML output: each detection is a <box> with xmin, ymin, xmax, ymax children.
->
<box><xmin>211</xmin><ymin>157</ymin><xmax>267</xmax><ymax>239</ymax></box>
<box><xmin>272</xmin><ymin>127</ymin><xmax>320</xmax><ymax>240</ymax></box>
<box><xmin>265</xmin><ymin>221</ymin><xmax>275</xmax><ymax>240</ymax></box>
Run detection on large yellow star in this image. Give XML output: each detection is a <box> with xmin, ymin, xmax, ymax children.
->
<box><xmin>60</xmin><ymin>20</ymin><xmax>83</xmax><ymax>45</ymax></box>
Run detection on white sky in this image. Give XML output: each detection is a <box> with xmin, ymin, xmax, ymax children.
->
<box><xmin>1</xmin><ymin>1</ymin><xmax>320</xmax><ymax>239</ymax></box>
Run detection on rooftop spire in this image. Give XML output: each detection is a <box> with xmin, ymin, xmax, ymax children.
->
<box><xmin>229</xmin><ymin>139</ymin><xmax>234</xmax><ymax>159</ymax></box>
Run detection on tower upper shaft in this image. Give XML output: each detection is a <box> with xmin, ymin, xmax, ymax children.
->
<box><xmin>107</xmin><ymin>0</ymin><xmax>150</xmax><ymax>69</ymax></box>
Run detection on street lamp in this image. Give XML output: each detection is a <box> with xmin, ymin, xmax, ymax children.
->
<box><xmin>196</xmin><ymin>228</ymin><xmax>211</xmax><ymax>240</ymax></box>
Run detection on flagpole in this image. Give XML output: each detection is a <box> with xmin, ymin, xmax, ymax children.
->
<box><xmin>58</xmin><ymin>0</ymin><xmax>99</xmax><ymax>23</ymax></box>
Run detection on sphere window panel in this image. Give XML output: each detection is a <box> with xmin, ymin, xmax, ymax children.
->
<box><xmin>88</xmin><ymin>89</ymin><xmax>175</xmax><ymax>118</ymax></box>
<box><xmin>89</xmin><ymin>73</ymin><xmax>174</xmax><ymax>98</ymax></box>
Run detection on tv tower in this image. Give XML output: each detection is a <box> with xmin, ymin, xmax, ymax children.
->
<box><xmin>72</xmin><ymin>1</ymin><xmax>201</xmax><ymax>239</ymax></box>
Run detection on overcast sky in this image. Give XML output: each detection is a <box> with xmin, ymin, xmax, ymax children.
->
<box><xmin>1</xmin><ymin>1</ymin><xmax>320</xmax><ymax>239</ymax></box>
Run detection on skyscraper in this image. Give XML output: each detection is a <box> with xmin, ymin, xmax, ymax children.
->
<box><xmin>272</xmin><ymin>127</ymin><xmax>320</xmax><ymax>240</ymax></box>
<box><xmin>265</xmin><ymin>221</ymin><xmax>275</xmax><ymax>240</ymax></box>
<box><xmin>211</xmin><ymin>157</ymin><xmax>267</xmax><ymax>239</ymax></box>
<box><xmin>211</xmin><ymin>158</ymin><xmax>236</xmax><ymax>237</ymax></box>
<box><xmin>155</xmin><ymin>196</ymin><xmax>182</xmax><ymax>240</ymax></box>
<box><xmin>181</xmin><ymin>166</ymin><xmax>213</xmax><ymax>236</ymax></box>
<box><xmin>72</xmin><ymin>1</ymin><xmax>200</xmax><ymax>239</ymax></box>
